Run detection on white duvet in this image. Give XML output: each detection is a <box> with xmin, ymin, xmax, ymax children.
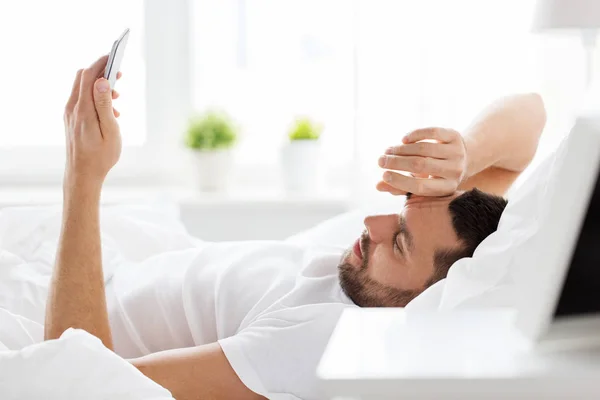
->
<box><xmin>0</xmin><ymin>203</ymin><xmax>200</xmax><ymax>399</ymax></box>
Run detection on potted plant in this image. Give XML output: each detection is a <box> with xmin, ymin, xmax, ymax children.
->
<box><xmin>281</xmin><ymin>117</ymin><xmax>323</xmax><ymax>194</ymax></box>
<box><xmin>185</xmin><ymin>111</ymin><xmax>238</xmax><ymax>192</ymax></box>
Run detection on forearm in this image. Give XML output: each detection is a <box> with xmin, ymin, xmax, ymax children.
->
<box><xmin>44</xmin><ymin>180</ymin><xmax>113</xmax><ymax>350</ymax></box>
<box><xmin>377</xmin><ymin>93</ymin><xmax>546</xmax><ymax>197</ymax></box>
<box><xmin>462</xmin><ymin>93</ymin><xmax>546</xmax><ymax>180</ymax></box>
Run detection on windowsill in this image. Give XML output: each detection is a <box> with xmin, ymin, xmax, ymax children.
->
<box><xmin>0</xmin><ymin>185</ymin><xmax>353</xmax><ymax>240</ymax></box>
<box><xmin>0</xmin><ymin>185</ymin><xmax>352</xmax><ymax>209</ymax></box>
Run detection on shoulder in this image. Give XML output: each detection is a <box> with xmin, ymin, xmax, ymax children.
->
<box><xmin>219</xmin><ymin>301</ymin><xmax>354</xmax><ymax>400</ymax></box>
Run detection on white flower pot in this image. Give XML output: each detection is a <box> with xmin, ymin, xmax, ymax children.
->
<box><xmin>190</xmin><ymin>149</ymin><xmax>233</xmax><ymax>192</ymax></box>
<box><xmin>281</xmin><ymin>140</ymin><xmax>320</xmax><ymax>194</ymax></box>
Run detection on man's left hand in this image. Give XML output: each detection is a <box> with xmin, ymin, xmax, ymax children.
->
<box><xmin>376</xmin><ymin>127</ymin><xmax>468</xmax><ymax>197</ymax></box>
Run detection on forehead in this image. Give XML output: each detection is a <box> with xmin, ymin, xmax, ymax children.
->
<box><xmin>403</xmin><ymin>192</ymin><xmax>462</xmax><ymax>214</ymax></box>
<box><xmin>401</xmin><ymin>194</ymin><xmax>461</xmax><ymax>250</ymax></box>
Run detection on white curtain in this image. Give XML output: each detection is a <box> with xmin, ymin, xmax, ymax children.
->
<box><xmin>353</xmin><ymin>0</ymin><xmax>588</xmax><ymax>206</ymax></box>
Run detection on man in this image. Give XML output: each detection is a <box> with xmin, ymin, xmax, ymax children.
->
<box><xmin>44</xmin><ymin>55</ymin><xmax>546</xmax><ymax>400</ymax></box>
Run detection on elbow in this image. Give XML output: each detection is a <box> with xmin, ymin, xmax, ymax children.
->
<box><xmin>518</xmin><ymin>92</ymin><xmax>547</xmax><ymax>170</ymax></box>
<box><xmin>526</xmin><ymin>92</ymin><xmax>547</xmax><ymax>139</ymax></box>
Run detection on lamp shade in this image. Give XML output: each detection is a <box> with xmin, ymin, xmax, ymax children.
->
<box><xmin>532</xmin><ymin>0</ymin><xmax>600</xmax><ymax>31</ymax></box>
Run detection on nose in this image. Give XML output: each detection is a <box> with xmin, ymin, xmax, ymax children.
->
<box><xmin>363</xmin><ymin>214</ymin><xmax>398</xmax><ymax>243</ymax></box>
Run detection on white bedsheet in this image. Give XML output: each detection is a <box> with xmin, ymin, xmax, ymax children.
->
<box><xmin>0</xmin><ymin>204</ymin><xmax>197</xmax><ymax>399</ymax></box>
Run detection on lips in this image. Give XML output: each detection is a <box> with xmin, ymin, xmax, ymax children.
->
<box><xmin>353</xmin><ymin>238</ymin><xmax>363</xmax><ymax>260</ymax></box>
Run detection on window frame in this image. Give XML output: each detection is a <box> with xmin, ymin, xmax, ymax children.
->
<box><xmin>0</xmin><ymin>0</ymin><xmax>193</xmax><ymax>186</ymax></box>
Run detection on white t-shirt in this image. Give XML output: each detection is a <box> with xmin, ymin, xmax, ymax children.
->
<box><xmin>106</xmin><ymin>241</ymin><xmax>356</xmax><ymax>400</ymax></box>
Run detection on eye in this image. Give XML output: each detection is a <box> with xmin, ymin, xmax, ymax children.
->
<box><xmin>393</xmin><ymin>232</ymin><xmax>402</xmax><ymax>254</ymax></box>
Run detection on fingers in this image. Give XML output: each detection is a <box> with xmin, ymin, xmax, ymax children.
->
<box><xmin>78</xmin><ymin>55</ymin><xmax>110</xmax><ymax>112</ymax></box>
<box><xmin>65</xmin><ymin>69</ymin><xmax>84</xmax><ymax>113</ymax></box>
<box><xmin>402</xmin><ymin>127</ymin><xmax>457</xmax><ymax>144</ymax></box>
<box><xmin>93</xmin><ymin>78</ymin><xmax>118</xmax><ymax>135</ymax></box>
<box><xmin>112</xmin><ymin>87</ymin><xmax>120</xmax><ymax>116</ymax></box>
<box><xmin>379</xmin><ymin>155</ymin><xmax>454</xmax><ymax>178</ymax></box>
<box><xmin>386</xmin><ymin>142</ymin><xmax>455</xmax><ymax>159</ymax></box>
<box><xmin>66</xmin><ymin>55</ymin><xmax>117</xmax><ymax>114</ymax></box>
<box><xmin>382</xmin><ymin>171</ymin><xmax>455</xmax><ymax>196</ymax></box>
<box><xmin>376</xmin><ymin>181</ymin><xmax>408</xmax><ymax>196</ymax></box>
<box><xmin>89</xmin><ymin>54</ymin><xmax>111</xmax><ymax>79</ymax></box>
<box><xmin>380</xmin><ymin>128</ymin><xmax>465</xmax><ymax>197</ymax></box>
<box><xmin>111</xmin><ymin>73</ymin><xmax>122</xmax><ymax>101</ymax></box>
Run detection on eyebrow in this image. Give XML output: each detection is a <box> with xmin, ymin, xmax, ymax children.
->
<box><xmin>398</xmin><ymin>215</ymin><xmax>414</xmax><ymax>253</ymax></box>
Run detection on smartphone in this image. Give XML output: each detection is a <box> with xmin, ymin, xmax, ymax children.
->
<box><xmin>104</xmin><ymin>28</ymin><xmax>130</xmax><ymax>90</ymax></box>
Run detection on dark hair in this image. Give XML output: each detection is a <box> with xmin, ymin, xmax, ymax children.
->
<box><xmin>427</xmin><ymin>188</ymin><xmax>508</xmax><ymax>286</ymax></box>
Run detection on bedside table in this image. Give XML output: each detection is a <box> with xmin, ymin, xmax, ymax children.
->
<box><xmin>317</xmin><ymin>308</ymin><xmax>600</xmax><ymax>400</ymax></box>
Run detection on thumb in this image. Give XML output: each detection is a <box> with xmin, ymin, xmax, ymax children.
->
<box><xmin>93</xmin><ymin>78</ymin><xmax>117</xmax><ymax>127</ymax></box>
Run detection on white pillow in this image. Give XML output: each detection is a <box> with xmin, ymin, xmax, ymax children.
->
<box><xmin>408</xmin><ymin>142</ymin><xmax>563</xmax><ymax>311</ymax></box>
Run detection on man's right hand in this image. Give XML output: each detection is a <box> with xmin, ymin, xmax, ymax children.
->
<box><xmin>63</xmin><ymin>55</ymin><xmax>122</xmax><ymax>192</ymax></box>
<box><xmin>376</xmin><ymin>127</ymin><xmax>468</xmax><ymax>197</ymax></box>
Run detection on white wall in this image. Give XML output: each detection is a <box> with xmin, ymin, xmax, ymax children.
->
<box><xmin>179</xmin><ymin>201</ymin><xmax>349</xmax><ymax>241</ymax></box>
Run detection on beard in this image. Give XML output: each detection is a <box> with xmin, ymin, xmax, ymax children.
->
<box><xmin>337</xmin><ymin>232</ymin><xmax>421</xmax><ymax>308</ymax></box>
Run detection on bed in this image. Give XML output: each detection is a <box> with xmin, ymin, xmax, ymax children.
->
<box><xmin>0</xmin><ymin>118</ymin><xmax>581</xmax><ymax>398</ymax></box>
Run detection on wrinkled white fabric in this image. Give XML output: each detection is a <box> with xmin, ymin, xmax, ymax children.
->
<box><xmin>0</xmin><ymin>204</ymin><xmax>198</xmax><ymax>325</ymax></box>
<box><xmin>0</xmin><ymin>204</ymin><xmax>195</xmax><ymax>399</ymax></box>
<box><xmin>0</xmin><ymin>328</ymin><xmax>173</xmax><ymax>400</ymax></box>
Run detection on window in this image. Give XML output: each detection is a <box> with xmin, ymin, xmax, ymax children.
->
<box><xmin>0</xmin><ymin>0</ymin><xmax>146</xmax><ymax>184</ymax></box>
<box><xmin>0</xmin><ymin>0</ymin><xmax>592</xmax><ymax>194</ymax></box>
<box><xmin>0</xmin><ymin>0</ymin><xmax>145</xmax><ymax>146</ymax></box>
<box><xmin>191</xmin><ymin>0</ymin><xmax>355</xmax><ymax>186</ymax></box>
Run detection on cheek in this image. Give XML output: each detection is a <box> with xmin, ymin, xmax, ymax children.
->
<box><xmin>367</xmin><ymin>246</ymin><xmax>405</xmax><ymax>287</ymax></box>
<box><xmin>406</xmin><ymin>249</ymin><xmax>437</xmax><ymax>288</ymax></box>
<box><xmin>367</xmin><ymin>246</ymin><xmax>435</xmax><ymax>291</ymax></box>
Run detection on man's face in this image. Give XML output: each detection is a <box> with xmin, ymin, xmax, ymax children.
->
<box><xmin>338</xmin><ymin>193</ymin><xmax>463</xmax><ymax>307</ymax></box>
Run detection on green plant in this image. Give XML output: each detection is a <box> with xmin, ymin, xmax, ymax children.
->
<box><xmin>185</xmin><ymin>111</ymin><xmax>238</xmax><ymax>150</ymax></box>
<box><xmin>288</xmin><ymin>117</ymin><xmax>323</xmax><ymax>141</ymax></box>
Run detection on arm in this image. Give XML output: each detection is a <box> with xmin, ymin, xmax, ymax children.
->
<box><xmin>45</xmin><ymin>56</ymin><xmax>120</xmax><ymax>348</ymax></box>
<box><xmin>46</xmin><ymin>56</ymin><xmax>264</xmax><ymax>400</ymax></box>
<box><xmin>129</xmin><ymin>344</ymin><xmax>266</xmax><ymax>400</ymax></box>
<box><xmin>458</xmin><ymin>93</ymin><xmax>547</xmax><ymax>195</ymax></box>
<box><xmin>45</xmin><ymin>181</ymin><xmax>112</xmax><ymax>347</ymax></box>
<box><xmin>376</xmin><ymin>93</ymin><xmax>546</xmax><ymax>197</ymax></box>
